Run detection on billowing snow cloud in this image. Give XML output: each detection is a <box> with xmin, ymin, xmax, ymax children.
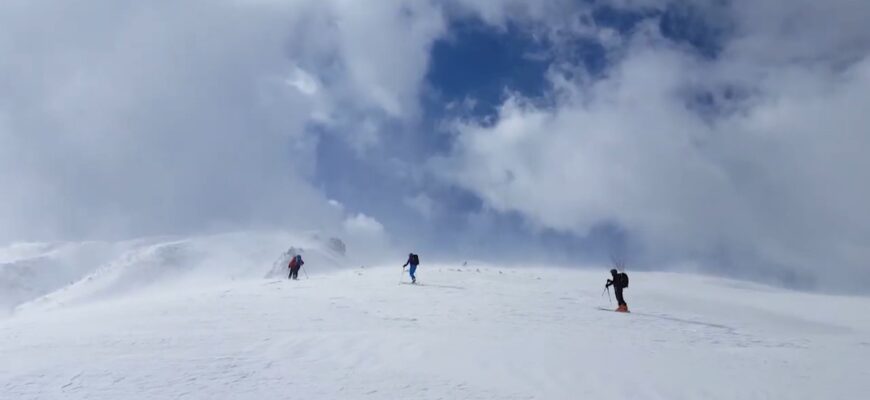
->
<box><xmin>343</xmin><ymin>213</ymin><xmax>385</xmax><ymax>237</ymax></box>
<box><xmin>436</xmin><ymin>0</ymin><xmax>870</xmax><ymax>291</ymax></box>
<box><xmin>0</xmin><ymin>0</ymin><xmax>447</xmax><ymax>241</ymax></box>
<box><xmin>1</xmin><ymin>0</ymin><xmax>868</xmax><ymax>292</ymax></box>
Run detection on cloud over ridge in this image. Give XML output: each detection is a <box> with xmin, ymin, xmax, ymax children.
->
<box><xmin>1</xmin><ymin>0</ymin><xmax>868</xmax><ymax>292</ymax></box>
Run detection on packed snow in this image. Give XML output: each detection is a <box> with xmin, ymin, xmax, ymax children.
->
<box><xmin>1</xmin><ymin>234</ymin><xmax>868</xmax><ymax>399</ymax></box>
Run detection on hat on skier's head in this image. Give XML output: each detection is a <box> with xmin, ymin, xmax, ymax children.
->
<box><xmin>610</xmin><ymin>269</ymin><xmax>618</xmax><ymax>276</ymax></box>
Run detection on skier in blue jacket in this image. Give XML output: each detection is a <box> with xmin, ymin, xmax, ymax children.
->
<box><xmin>403</xmin><ymin>253</ymin><xmax>420</xmax><ymax>284</ymax></box>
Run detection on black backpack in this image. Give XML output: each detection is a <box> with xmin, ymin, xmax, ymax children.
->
<box><xmin>617</xmin><ymin>272</ymin><xmax>629</xmax><ymax>288</ymax></box>
<box><xmin>411</xmin><ymin>254</ymin><xmax>420</xmax><ymax>265</ymax></box>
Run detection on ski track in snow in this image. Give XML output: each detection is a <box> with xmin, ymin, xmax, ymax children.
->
<box><xmin>1</xmin><ymin>265</ymin><xmax>869</xmax><ymax>399</ymax></box>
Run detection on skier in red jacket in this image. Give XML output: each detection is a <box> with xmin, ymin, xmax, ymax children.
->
<box><xmin>288</xmin><ymin>255</ymin><xmax>304</xmax><ymax>280</ymax></box>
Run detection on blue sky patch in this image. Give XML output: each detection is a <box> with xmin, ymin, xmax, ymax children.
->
<box><xmin>425</xmin><ymin>18</ymin><xmax>553</xmax><ymax>121</ymax></box>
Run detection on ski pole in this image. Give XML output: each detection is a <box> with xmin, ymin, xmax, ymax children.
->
<box><xmin>301</xmin><ymin>265</ymin><xmax>309</xmax><ymax>280</ymax></box>
<box><xmin>606</xmin><ymin>286</ymin><xmax>612</xmax><ymax>305</ymax></box>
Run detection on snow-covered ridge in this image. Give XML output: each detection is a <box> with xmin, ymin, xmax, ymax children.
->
<box><xmin>1</xmin><ymin>266</ymin><xmax>867</xmax><ymax>399</ymax></box>
<box><xmin>1</xmin><ymin>232</ymin><xmax>349</xmax><ymax>314</ymax></box>
<box><xmin>0</xmin><ymin>240</ymin><xmax>135</xmax><ymax>314</ymax></box>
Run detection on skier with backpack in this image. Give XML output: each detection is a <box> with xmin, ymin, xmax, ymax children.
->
<box><xmin>288</xmin><ymin>254</ymin><xmax>304</xmax><ymax>280</ymax></box>
<box><xmin>605</xmin><ymin>269</ymin><xmax>630</xmax><ymax>312</ymax></box>
<box><xmin>402</xmin><ymin>253</ymin><xmax>420</xmax><ymax>284</ymax></box>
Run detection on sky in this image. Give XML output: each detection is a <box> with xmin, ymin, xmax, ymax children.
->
<box><xmin>1</xmin><ymin>0</ymin><xmax>869</xmax><ymax>293</ymax></box>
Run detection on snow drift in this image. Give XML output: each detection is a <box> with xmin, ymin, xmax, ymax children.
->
<box><xmin>1</xmin><ymin>231</ymin><xmax>349</xmax><ymax>314</ymax></box>
<box><xmin>0</xmin><ymin>240</ymin><xmax>136</xmax><ymax>314</ymax></box>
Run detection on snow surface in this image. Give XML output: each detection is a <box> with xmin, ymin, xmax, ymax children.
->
<box><xmin>1</xmin><ymin>236</ymin><xmax>869</xmax><ymax>399</ymax></box>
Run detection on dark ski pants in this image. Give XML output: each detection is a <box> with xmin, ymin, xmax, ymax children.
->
<box><xmin>614</xmin><ymin>287</ymin><xmax>626</xmax><ymax>306</ymax></box>
<box><xmin>289</xmin><ymin>267</ymin><xmax>299</xmax><ymax>280</ymax></box>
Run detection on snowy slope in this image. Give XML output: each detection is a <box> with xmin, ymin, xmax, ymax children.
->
<box><xmin>1</xmin><ymin>262</ymin><xmax>868</xmax><ymax>399</ymax></box>
<box><xmin>1</xmin><ymin>232</ymin><xmax>348</xmax><ymax>314</ymax></box>
<box><xmin>0</xmin><ymin>240</ymin><xmax>138</xmax><ymax>315</ymax></box>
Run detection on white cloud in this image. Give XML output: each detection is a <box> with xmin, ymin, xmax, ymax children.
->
<box><xmin>0</xmin><ymin>0</ymin><xmax>449</xmax><ymax>242</ymax></box>
<box><xmin>327</xmin><ymin>199</ymin><xmax>345</xmax><ymax>211</ymax></box>
<box><xmin>343</xmin><ymin>213</ymin><xmax>386</xmax><ymax>237</ymax></box>
<box><xmin>437</xmin><ymin>1</ymin><xmax>870</xmax><ymax>291</ymax></box>
<box><xmin>3</xmin><ymin>0</ymin><xmax>869</xmax><ymax>292</ymax></box>
<box><xmin>285</xmin><ymin>65</ymin><xmax>320</xmax><ymax>95</ymax></box>
<box><xmin>404</xmin><ymin>193</ymin><xmax>436</xmax><ymax>220</ymax></box>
